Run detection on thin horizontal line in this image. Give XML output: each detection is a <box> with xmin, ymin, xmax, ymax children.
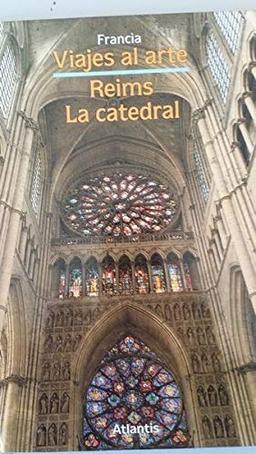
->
<box><xmin>53</xmin><ymin>66</ymin><xmax>190</xmax><ymax>78</ymax></box>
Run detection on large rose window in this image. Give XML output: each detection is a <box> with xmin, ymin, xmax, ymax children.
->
<box><xmin>62</xmin><ymin>172</ymin><xmax>178</xmax><ymax>237</ymax></box>
<box><xmin>82</xmin><ymin>336</ymin><xmax>190</xmax><ymax>449</ymax></box>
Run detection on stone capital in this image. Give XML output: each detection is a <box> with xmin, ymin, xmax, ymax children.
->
<box><xmin>0</xmin><ymin>374</ymin><xmax>27</xmax><ymax>387</ymax></box>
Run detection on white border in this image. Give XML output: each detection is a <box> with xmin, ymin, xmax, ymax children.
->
<box><xmin>0</xmin><ymin>0</ymin><xmax>256</xmax><ymax>21</ymax></box>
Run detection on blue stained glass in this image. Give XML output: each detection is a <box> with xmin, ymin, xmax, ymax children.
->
<box><xmin>131</xmin><ymin>358</ymin><xmax>146</xmax><ymax>376</ymax></box>
<box><xmin>158</xmin><ymin>384</ymin><xmax>180</xmax><ymax>399</ymax></box>
<box><xmin>86</xmin><ymin>402</ymin><xmax>108</xmax><ymax>417</ymax></box>
<box><xmin>87</xmin><ymin>388</ymin><xmax>108</xmax><ymax>401</ymax></box>
<box><xmin>155</xmin><ymin>410</ymin><xmax>178</xmax><ymax>429</ymax></box>
<box><xmin>91</xmin><ymin>373</ymin><xmax>112</xmax><ymax>390</ymax></box>
<box><xmin>153</xmin><ymin>370</ymin><xmax>173</xmax><ymax>386</ymax></box>
<box><xmin>83</xmin><ymin>335</ymin><xmax>189</xmax><ymax>449</ymax></box>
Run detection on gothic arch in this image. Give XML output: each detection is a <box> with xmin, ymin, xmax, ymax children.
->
<box><xmin>71</xmin><ymin>303</ymin><xmax>200</xmax><ymax>449</ymax></box>
<box><xmin>230</xmin><ymin>266</ymin><xmax>256</xmax><ymax>365</ymax></box>
<box><xmin>7</xmin><ymin>278</ymin><xmax>27</xmax><ymax>376</ymax></box>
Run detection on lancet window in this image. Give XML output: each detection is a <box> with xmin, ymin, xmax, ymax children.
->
<box><xmin>82</xmin><ymin>335</ymin><xmax>190</xmax><ymax>449</ymax></box>
<box><xmin>167</xmin><ymin>253</ymin><xmax>183</xmax><ymax>292</ymax></box>
<box><xmin>206</xmin><ymin>31</ymin><xmax>231</xmax><ymax>102</ymax></box>
<box><xmin>85</xmin><ymin>257</ymin><xmax>99</xmax><ymax>296</ymax></box>
<box><xmin>68</xmin><ymin>257</ymin><xmax>82</xmax><ymax>298</ymax></box>
<box><xmin>102</xmin><ymin>256</ymin><xmax>117</xmax><ymax>296</ymax></box>
<box><xmin>0</xmin><ymin>42</ymin><xmax>18</xmax><ymax>117</ymax></box>
<box><xmin>213</xmin><ymin>11</ymin><xmax>243</xmax><ymax>54</ymax></box>
<box><xmin>193</xmin><ymin>145</ymin><xmax>209</xmax><ymax>203</ymax></box>
<box><xmin>119</xmin><ymin>255</ymin><xmax>133</xmax><ymax>295</ymax></box>
<box><xmin>151</xmin><ymin>254</ymin><xmax>166</xmax><ymax>293</ymax></box>
<box><xmin>135</xmin><ymin>254</ymin><xmax>150</xmax><ymax>294</ymax></box>
<box><xmin>30</xmin><ymin>147</ymin><xmax>43</xmax><ymax>216</ymax></box>
<box><xmin>53</xmin><ymin>251</ymin><xmax>199</xmax><ymax>299</ymax></box>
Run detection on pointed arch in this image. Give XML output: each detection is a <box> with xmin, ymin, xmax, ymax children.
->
<box><xmin>71</xmin><ymin>303</ymin><xmax>200</xmax><ymax>449</ymax></box>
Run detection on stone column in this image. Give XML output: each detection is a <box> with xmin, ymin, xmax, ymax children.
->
<box><xmin>65</xmin><ymin>265</ymin><xmax>69</xmax><ymax>298</ymax></box>
<box><xmin>147</xmin><ymin>260</ymin><xmax>153</xmax><ymax>293</ymax></box>
<box><xmin>1</xmin><ymin>375</ymin><xmax>26</xmax><ymax>451</ymax></box>
<box><xmin>0</xmin><ymin>113</ymin><xmax>37</xmax><ymax>333</ymax></box>
<box><xmin>19</xmin><ymin>226</ymin><xmax>28</xmax><ymax>261</ymax></box>
<box><xmin>131</xmin><ymin>261</ymin><xmax>136</xmax><ymax>293</ymax></box>
<box><xmin>163</xmin><ymin>258</ymin><xmax>170</xmax><ymax>292</ymax></box>
<box><xmin>82</xmin><ymin>262</ymin><xmax>86</xmax><ymax>296</ymax></box>
<box><xmin>115</xmin><ymin>261</ymin><xmax>119</xmax><ymax>295</ymax></box>
<box><xmin>179</xmin><ymin>259</ymin><xmax>186</xmax><ymax>290</ymax></box>
<box><xmin>194</xmin><ymin>106</ymin><xmax>256</xmax><ymax>314</ymax></box>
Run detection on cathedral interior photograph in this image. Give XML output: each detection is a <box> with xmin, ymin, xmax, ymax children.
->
<box><xmin>0</xmin><ymin>8</ymin><xmax>256</xmax><ymax>452</ymax></box>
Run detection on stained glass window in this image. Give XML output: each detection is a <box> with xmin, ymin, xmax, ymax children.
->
<box><xmin>135</xmin><ymin>255</ymin><xmax>149</xmax><ymax>294</ymax></box>
<box><xmin>183</xmin><ymin>253</ymin><xmax>197</xmax><ymax>291</ymax></box>
<box><xmin>206</xmin><ymin>31</ymin><xmax>231</xmax><ymax>102</ymax></box>
<box><xmin>85</xmin><ymin>257</ymin><xmax>99</xmax><ymax>296</ymax></box>
<box><xmin>167</xmin><ymin>254</ymin><xmax>183</xmax><ymax>292</ymax></box>
<box><xmin>119</xmin><ymin>255</ymin><xmax>133</xmax><ymax>295</ymax></box>
<box><xmin>213</xmin><ymin>11</ymin><xmax>243</xmax><ymax>54</ymax></box>
<box><xmin>151</xmin><ymin>254</ymin><xmax>166</xmax><ymax>294</ymax></box>
<box><xmin>54</xmin><ymin>259</ymin><xmax>66</xmax><ymax>299</ymax></box>
<box><xmin>62</xmin><ymin>172</ymin><xmax>178</xmax><ymax>238</ymax></box>
<box><xmin>102</xmin><ymin>256</ymin><xmax>117</xmax><ymax>296</ymax></box>
<box><xmin>31</xmin><ymin>148</ymin><xmax>43</xmax><ymax>216</ymax></box>
<box><xmin>82</xmin><ymin>335</ymin><xmax>190</xmax><ymax>449</ymax></box>
<box><xmin>0</xmin><ymin>44</ymin><xmax>18</xmax><ymax>117</ymax></box>
<box><xmin>193</xmin><ymin>146</ymin><xmax>209</xmax><ymax>203</ymax></box>
<box><xmin>68</xmin><ymin>258</ymin><xmax>82</xmax><ymax>298</ymax></box>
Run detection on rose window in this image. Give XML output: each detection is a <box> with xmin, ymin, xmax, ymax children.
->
<box><xmin>62</xmin><ymin>172</ymin><xmax>178</xmax><ymax>237</ymax></box>
<box><xmin>82</xmin><ymin>335</ymin><xmax>189</xmax><ymax>449</ymax></box>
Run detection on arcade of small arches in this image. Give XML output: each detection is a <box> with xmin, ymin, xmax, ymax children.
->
<box><xmin>52</xmin><ymin>251</ymin><xmax>199</xmax><ymax>299</ymax></box>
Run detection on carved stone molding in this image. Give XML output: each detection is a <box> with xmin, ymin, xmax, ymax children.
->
<box><xmin>0</xmin><ymin>373</ymin><xmax>27</xmax><ymax>387</ymax></box>
<box><xmin>18</xmin><ymin>110</ymin><xmax>39</xmax><ymax>131</ymax></box>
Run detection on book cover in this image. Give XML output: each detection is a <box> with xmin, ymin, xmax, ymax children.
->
<box><xmin>0</xmin><ymin>7</ymin><xmax>255</xmax><ymax>453</ymax></box>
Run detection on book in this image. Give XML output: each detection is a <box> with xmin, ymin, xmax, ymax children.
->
<box><xmin>0</xmin><ymin>4</ymin><xmax>256</xmax><ymax>453</ymax></box>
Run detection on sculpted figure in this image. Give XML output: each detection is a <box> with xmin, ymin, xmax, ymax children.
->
<box><xmin>60</xmin><ymin>392</ymin><xmax>70</xmax><ymax>413</ymax></box>
<box><xmin>202</xmin><ymin>354</ymin><xmax>211</xmax><ymax>373</ymax></box>
<box><xmin>46</xmin><ymin>311</ymin><xmax>55</xmax><ymax>328</ymax></box>
<box><xmin>202</xmin><ymin>416</ymin><xmax>213</xmax><ymax>439</ymax></box>
<box><xmin>206</xmin><ymin>326</ymin><xmax>216</xmax><ymax>345</ymax></box>
<box><xmin>37</xmin><ymin>425</ymin><xmax>46</xmax><ymax>446</ymax></box>
<box><xmin>42</xmin><ymin>362</ymin><xmax>51</xmax><ymax>380</ymax></box>
<box><xmin>197</xmin><ymin>327</ymin><xmax>206</xmax><ymax>345</ymax></box>
<box><xmin>50</xmin><ymin>393</ymin><xmax>59</xmax><ymax>413</ymax></box>
<box><xmin>212</xmin><ymin>353</ymin><xmax>221</xmax><ymax>372</ymax></box>
<box><xmin>197</xmin><ymin>386</ymin><xmax>208</xmax><ymax>407</ymax></box>
<box><xmin>73</xmin><ymin>334</ymin><xmax>82</xmax><ymax>351</ymax></box>
<box><xmin>59</xmin><ymin>423</ymin><xmax>68</xmax><ymax>445</ymax></box>
<box><xmin>183</xmin><ymin>303</ymin><xmax>191</xmax><ymax>320</ymax></box>
<box><xmin>48</xmin><ymin>424</ymin><xmax>57</xmax><ymax>446</ymax></box>
<box><xmin>65</xmin><ymin>309</ymin><xmax>73</xmax><ymax>326</ymax></box>
<box><xmin>52</xmin><ymin>362</ymin><xmax>61</xmax><ymax>380</ymax></box>
<box><xmin>219</xmin><ymin>384</ymin><xmax>229</xmax><ymax>406</ymax></box>
<box><xmin>192</xmin><ymin>302</ymin><xmax>201</xmax><ymax>319</ymax></box>
<box><xmin>44</xmin><ymin>335</ymin><xmax>53</xmax><ymax>352</ymax></box>
<box><xmin>63</xmin><ymin>361</ymin><xmax>71</xmax><ymax>380</ymax></box>
<box><xmin>174</xmin><ymin>304</ymin><xmax>181</xmax><ymax>321</ymax></box>
<box><xmin>55</xmin><ymin>335</ymin><xmax>63</xmax><ymax>352</ymax></box>
<box><xmin>64</xmin><ymin>334</ymin><xmax>72</xmax><ymax>352</ymax></box>
<box><xmin>214</xmin><ymin>416</ymin><xmax>224</xmax><ymax>438</ymax></box>
<box><xmin>192</xmin><ymin>354</ymin><xmax>201</xmax><ymax>374</ymax></box>
<box><xmin>225</xmin><ymin>416</ymin><xmax>236</xmax><ymax>438</ymax></box>
<box><xmin>208</xmin><ymin>385</ymin><xmax>218</xmax><ymax>406</ymax></box>
<box><xmin>187</xmin><ymin>328</ymin><xmax>195</xmax><ymax>347</ymax></box>
<box><xmin>39</xmin><ymin>393</ymin><xmax>48</xmax><ymax>414</ymax></box>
